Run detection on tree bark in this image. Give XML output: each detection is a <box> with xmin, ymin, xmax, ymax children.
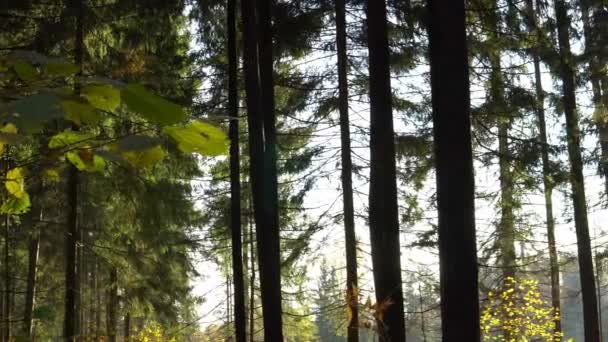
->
<box><xmin>335</xmin><ymin>0</ymin><xmax>359</xmax><ymax>340</ymax></box>
<box><xmin>427</xmin><ymin>0</ymin><xmax>480</xmax><ymax>340</ymax></box>
<box><xmin>3</xmin><ymin>213</ymin><xmax>10</xmax><ymax>342</ymax></box>
<box><xmin>228</xmin><ymin>0</ymin><xmax>246</xmax><ymax>339</ymax></box>
<box><xmin>525</xmin><ymin>0</ymin><xmax>562</xmax><ymax>335</ymax></box>
<box><xmin>23</xmin><ymin>225</ymin><xmax>40</xmax><ymax>339</ymax></box>
<box><xmin>365</xmin><ymin>0</ymin><xmax>406</xmax><ymax>340</ymax></box>
<box><xmin>124</xmin><ymin>312</ymin><xmax>131</xmax><ymax>341</ymax></box>
<box><xmin>553</xmin><ymin>0</ymin><xmax>601</xmax><ymax>340</ymax></box>
<box><xmin>64</xmin><ymin>0</ymin><xmax>83</xmax><ymax>339</ymax></box>
<box><xmin>107</xmin><ymin>267</ymin><xmax>118</xmax><ymax>342</ymax></box>
<box><xmin>240</xmin><ymin>0</ymin><xmax>283</xmax><ymax>338</ymax></box>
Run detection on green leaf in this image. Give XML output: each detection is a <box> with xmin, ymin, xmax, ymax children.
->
<box><xmin>163</xmin><ymin>120</ymin><xmax>228</xmax><ymax>156</ymax></box>
<box><xmin>61</xmin><ymin>100</ymin><xmax>102</xmax><ymax>125</ymax></box>
<box><xmin>49</xmin><ymin>131</ymin><xmax>95</xmax><ymax>149</ymax></box>
<box><xmin>7</xmin><ymin>93</ymin><xmax>64</xmax><ymax>133</ymax></box>
<box><xmin>82</xmin><ymin>84</ymin><xmax>120</xmax><ymax>112</ymax></box>
<box><xmin>5</xmin><ymin>167</ymin><xmax>26</xmax><ymax>199</ymax></box>
<box><xmin>12</xmin><ymin>60</ymin><xmax>38</xmax><ymax>81</ymax></box>
<box><xmin>66</xmin><ymin>149</ymin><xmax>106</xmax><ymax>172</ymax></box>
<box><xmin>122</xmin><ymin>145</ymin><xmax>165</xmax><ymax>168</ymax></box>
<box><xmin>0</xmin><ymin>193</ymin><xmax>30</xmax><ymax>214</ymax></box>
<box><xmin>117</xmin><ymin>135</ymin><xmax>161</xmax><ymax>151</ymax></box>
<box><xmin>122</xmin><ymin>84</ymin><xmax>186</xmax><ymax>125</ymax></box>
<box><xmin>45</xmin><ymin>62</ymin><xmax>79</xmax><ymax>76</ymax></box>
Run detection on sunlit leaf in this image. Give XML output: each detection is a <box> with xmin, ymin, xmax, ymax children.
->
<box><xmin>117</xmin><ymin>135</ymin><xmax>162</xmax><ymax>151</ymax></box>
<box><xmin>7</xmin><ymin>93</ymin><xmax>64</xmax><ymax>133</ymax></box>
<box><xmin>61</xmin><ymin>100</ymin><xmax>102</xmax><ymax>125</ymax></box>
<box><xmin>121</xmin><ymin>83</ymin><xmax>186</xmax><ymax>125</ymax></box>
<box><xmin>66</xmin><ymin>149</ymin><xmax>106</xmax><ymax>172</ymax></box>
<box><xmin>0</xmin><ymin>193</ymin><xmax>30</xmax><ymax>214</ymax></box>
<box><xmin>163</xmin><ymin>120</ymin><xmax>228</xmax><ymax>156</ymax></box>
<box><xmin>49</xmin><ymin>131</ymin><xmax>94</xmax><ymax>149</ymax></box>
<box><xmin>12</xmin><ymin>60</ymin><xmax>38</xmax><ymax>81</ymax></box>
<box><xmin>122</xmin><ymin>145</ymin><xmax>165</xmax><ymax>168</ymax></box>
<box><xmin>82</xmin><ymin>84</ymin><xmax>120</xmax><ymax>112</ymax></box>
<box><xmin>5</xmin><ymin>167</ymin><xmax>26</xmax><ymax>199</ymax></box>
<box><xmin>0</xmin><ymin>124</ymin><xmax>24</xmax><ymax>155</ymax></box>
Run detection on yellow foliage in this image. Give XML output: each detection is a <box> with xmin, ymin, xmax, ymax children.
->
<box><xmin>481</xmin><ymin>277</ymin><xmax>563</xmax><ymax>342</ymax></box>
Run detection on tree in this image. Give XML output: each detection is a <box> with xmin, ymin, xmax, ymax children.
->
<box><xmin>365</xmin><ymin>0</ymin><xmax>406</xmax><ymax>339</ymax></box>
<box><xmin>335</xmin><ymin>0</ymin><xmax>359</xmax><ymax>340</ymax></box>
<box><xmin>427</xmin><ymin>0</ymin><xmax>480</xmax><ymax>340</ymax></box>
<box><xmin>552</xmin><ymin>0</ymin><xmax>601</xmax><ymax>339</ymax></box>
<box><xmin>226</xmin><ymin>0</ymin><xmax>246</xmax><ymax>339</ymax></box>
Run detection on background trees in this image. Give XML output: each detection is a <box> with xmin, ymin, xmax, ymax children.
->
<box><xmin>2</xmin><ymin>0</ymin><xmax>608</xmax><ymax>340</ymax></box>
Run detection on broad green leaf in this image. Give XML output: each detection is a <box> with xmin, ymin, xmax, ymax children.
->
<box><xmin>82</xmin><ymin>84</ymin><xmax>120</xmax><ymax>112</ymax></box>
<box><xmin>45</xmin><ymin>62</ymin><xmax>79</xmax><ymax>76</ymax></box>
<box><xmin>5</xmin><ymin>167</ymin><xmax>26</xmax><ymax>199</ymax></box>
<box><xmin>163</xmin><ymin>120</ymin><xmax>228</xmax><ymax>156</ymax></box>
<box><xmin>49</xmin><ymin>131</ymin><xmax>94</xmax><ymax>149</ymax></box>
<box><xmin>122</xmin><ymin>145</ymin><xmax>165</xmax><ymax>168</ymax></box>
<box><xmin>0</xmin><ymin>193</ymin><xmax>30</xmax><ymax>214</ymax></box>
<box><xmin>7</xmin><ymin>93</ymin><xmax>64</xmax><ymax>133</ymax></box>
<box><xmin>66</xmin><ymin>149</ymin><xmax>106</xmax><ymax>172</ymax></box>
<box><xmin>122</xmin><ymin>84</ymin><xmax>186</xmax><ymax>125</ymax></box>
<box><xmin>12</xmin><ymin>60</ymin><xmax>38</xmax><ymax>81</ymax></box>
<box><xmin>117</xmin><ymin>135</ymin><xmax>161</xmax><ymax>151</ymax></box>
<box><xmin>61</xmin><ymin>100</ymin><xmax>102</xmax><ymax>125</ymax></box>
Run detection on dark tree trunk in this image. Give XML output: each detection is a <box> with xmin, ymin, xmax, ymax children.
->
<box><xmin>124</xmin><ymin>312</ymin><xmax>130</xmax><ymax>341</ymax></box>
<box><xmin>228</xmin><ymin>0</ymin><xmax>246</xmax><ymax>339</ymax></box>
<box><xmin>94</xmin><ymin>258</ymin><xmax>101</xmax><ymax>337</ymax></box>
<box><xmin>553</xmin><ymin>0</ymin><xmax>601</xmax><ymax>340</ymax></box>
<box><xmin>255</xmin><ymin>0</ymin><xmax>283</xmax><ymax>339</ymax></box>
<box><xmin>64</xmin><ymin>0</ymin><xmax>83</xmax><ymax>339</ymax></box>
<box><xmin>23</xmin><ymin>225</ymin><xmax>40</xmax><ymax>339</ymax></box>
<box><xmin>335</xmin><ymin>0</ymin><xmax>359</xmax><ymax>341</ymax></box>
<box><xmin>107</xmin><ymin>267</ymin><xmax>118</xmax><ymax>342</ymax></box>
<box><xmin>427</xmin><ymin>0</ymin><xmax>480</xmax><ymax>340</ymax></box>
<box><xmin>3</xmin><ymin>214</ymin><xmax>10</xmax><ymax>342</ymax></box>
<box><xmin>240</xmin><ymin>0</ymin><xmax>283</xmax><ymax>339</ymax></box>
<box><xmin>365</xmin><ymin>0</ymin><xmax>406</xmax><ymax>340</ymax></box>
<box><xmin>525</xmin><ymin>0</ymin><xmax>562</xmax><ymax>335</ymax></box>
<box><xmin>249</xmin><ymin>214</ymin><xmax>255</xmax><ymax>342</ymax></box>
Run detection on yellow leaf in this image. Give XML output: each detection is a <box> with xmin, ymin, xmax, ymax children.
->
<box><xmin>5</xmin><ymin>167</ymin><xmax>26</xmax><ymax>199</ymax></box>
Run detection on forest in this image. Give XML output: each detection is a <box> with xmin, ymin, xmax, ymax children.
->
<box><xmin>0</xmin><ymin>0</ymin><xmax>608</xmax><ymax>341</ymax></box>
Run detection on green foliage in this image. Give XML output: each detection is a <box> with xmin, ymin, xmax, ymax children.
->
<box><xmin>164</xmin><ymin>120</ymin><xmax>228</xmax><ymax>155</ymax></box>
<box><xmin>122</xmin><ymin>83</ymin><xmax>186</xmax><ymax>125</ymax></box>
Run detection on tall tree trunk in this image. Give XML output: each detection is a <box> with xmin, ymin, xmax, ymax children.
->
<box><xmin>525</xmin><ymin>0</ymin><xmax>562</xmax><ymax>335</ymax></box>
<box><xmin>485</xmin><ymin>3</ymin><xmax>517</xmax><ymax>281</ymax></box>
<box><xmin>240</xmin><ymin>0</ymin><xmax>283</xmax><ymax>339</ymax></box>
<box><xmin>107</xmin><ymin>267</ymin><xmax>118</xmax><ymax>342</ymax></box>
<box><xmin>124</xmin><ymin>312</ymin><xmax>130</xmax><ymax>341</ymax></box>
<box><xmin>3</xmin><ymin>213</ymin><xmax>10</xmax><ymax>342</ymax></box>
<box><xmin>227</xmin><ymin>0</ymin><xmax>246</xmax><ymax>339</ymax></box>
<box><xmin>249</xmin><ymin>213</ymin><xmax>255</xmax><ymax>342</ymax></box>
<box><xmin>64</xmin><ymin>0</ymin><xmax>83</xmax><ymax>339</ymax></box>
<box><xmin>365</xmin><ymin>0</ymin><xmax>406</xmax><ymax>340</ymax></box>
<box><xmin>255</xmin><ymin>0</ymin><xmax>283</xmax><ymax>339</ymax></box>
<box><xmin>335</xmin><ymin>0</ymin><xmax>359</xmax><ymax>340</ymax></box>
<box><xmin>553</xmin><ymin>0</ymin><xmax>601</xmax><ymax>340</ymax></box>
<box><xmin>23</xmin><ymin>225</ymin><xmax>40</xmax><ymax>338</ymax></box>
<box><xmin>94</xmin><ymin>258</ymin><xmax>101</xmax><ymax>337</ymax></box>
<box><xmin>427</xmin><ymin>0</ymin><xmax>480</xmax><ymax>340</ymax></box>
